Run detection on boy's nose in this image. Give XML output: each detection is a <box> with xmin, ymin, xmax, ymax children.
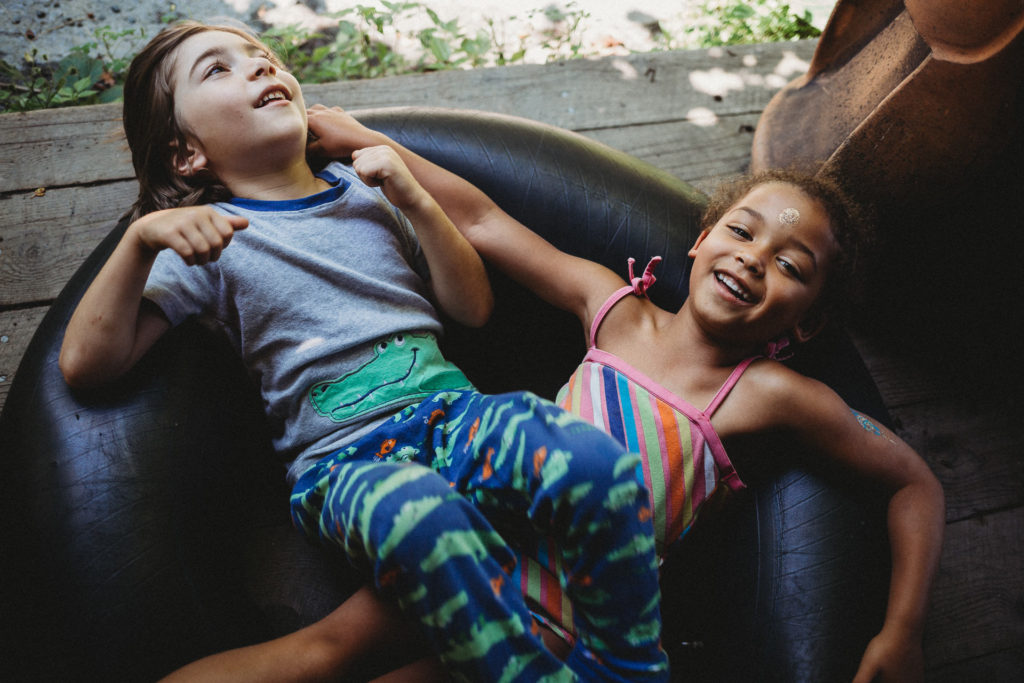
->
<box><xmin>250</xmin><ymin>57</ymin><xmax>276</xmax><ymax>78</ymax></box>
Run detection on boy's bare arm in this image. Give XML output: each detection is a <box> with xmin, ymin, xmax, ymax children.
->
<box><xmin>60</xmin><ymin>206</ymin><xmax>247</xmax><ymax>388</ymax></box>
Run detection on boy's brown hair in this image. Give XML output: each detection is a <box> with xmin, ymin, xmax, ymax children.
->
<box><xmin>121</xmin><ymin>21</ymin><xmax>285</xmax><ymax>222</ymax></box>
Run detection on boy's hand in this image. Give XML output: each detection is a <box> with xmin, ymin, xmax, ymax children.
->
<box><xmin>351</xmin><ymin>146</ymin><xmax>430</xmax><ymax>214</ymax></box>
<box><xmin>306</xmin><ymin>104</ymin><xmax>382</xmax><ymax>159</ymax></box>
<box><xmin>131</xmin><ymin>206</ymin><xmax>248</xmax><ymax>266</ymax></box>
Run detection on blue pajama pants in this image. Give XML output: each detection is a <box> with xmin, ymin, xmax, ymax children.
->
<box><xmin>290</xmin><ymin>390</ymin><xmax>668</xmax><ymax>682</ymax></box>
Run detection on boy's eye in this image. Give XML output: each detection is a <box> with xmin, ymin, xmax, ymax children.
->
<box><xmin>204</xmin><ymin>63</ymin><xmax>228</xmax><ymax>78</ymax></box>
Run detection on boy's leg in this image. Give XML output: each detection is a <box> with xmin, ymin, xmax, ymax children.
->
<box><xmin>291</xmin><ymin>441</ymin><xmax>577</xmax><ymax>682</ymax></box>
<box><xmin>425</xmin><ymin>391</ymin><xmax>669</xmax><ymax>682</ymax></box>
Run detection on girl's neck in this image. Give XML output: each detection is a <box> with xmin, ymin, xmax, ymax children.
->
<box><xmin>669</xmin><ymin>302</ymin><xmax>764</xmax><ymax>368</ymax></box>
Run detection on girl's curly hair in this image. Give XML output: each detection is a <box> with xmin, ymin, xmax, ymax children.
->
<box><xmin>700</xmin><ymin>169</ymin><xmax>875</xmax><ymax>325</ymax></box>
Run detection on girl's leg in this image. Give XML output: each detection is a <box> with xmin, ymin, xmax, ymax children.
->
<box><xmin>292</xmin><ymin>455</ymin><xmax>579</xmax><ymax>682</ymax></box>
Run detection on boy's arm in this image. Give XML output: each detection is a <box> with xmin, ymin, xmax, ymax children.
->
<box><xmin>60</xmin><ymin>206</ymin><xmax>247</xmax><ymax>388</ymax></box>
<box><xmin>754</xmin><ymin>369</ymin><xmax>944</xmax><ymax>683</ymax></box>
<box><xmin>307</xmin><ymin>106</ymin><xmax>623</xmax><ymax>328</ymax></box>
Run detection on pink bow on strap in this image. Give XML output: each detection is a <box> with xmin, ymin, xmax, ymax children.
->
<box><xmin>764</xmin><ymin>336</ymin><xmax>794</xmax><ymax>361</ymax></box>
<box><xmin>628</xmin><ymin>256</ymin><xmax>662</xmax><ymax>297</ymax></box>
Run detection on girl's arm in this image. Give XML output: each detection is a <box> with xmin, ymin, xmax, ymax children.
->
<box><xmin>60</xmin><ymin>206</ymin><xmax>247</xmax><ymax>388</ymax></box>
<box><xmin>753</xmin><ymin>369</ymin><xmax>944</xmax><ymax>683</ymax></box>
<box><xmin>349</xmin><ymin>145</ymin><xmax>492</xmax><ymax>327</ymax></box>
<box><xmin>307</xmin><ymin>106</ymin><xmax>623</xmax><ymax>330</ymax></box>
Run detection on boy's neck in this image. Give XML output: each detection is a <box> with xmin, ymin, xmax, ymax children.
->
<box><xmin>219</xmin><ymin>155</ymin><xmax>326</xmax><ymax>202</ymax></box>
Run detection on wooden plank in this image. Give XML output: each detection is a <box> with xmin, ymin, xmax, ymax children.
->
<box><xmin>0</xmin><ymin>41</ymin><xmax>815</xmax><ymax>194</ymax></box>
<box><xmin>306</xmin><ymin>41</ymin><xmax>815</xmax><ymax>132</ymax></box>
<box><xmin>924</xmin><ymin>506</ymin><xmax>1024</xmax><ymax>672</ymax></box>
<box><xmin>0</xmin><ymin>181</ymin><xmax>134</xmax><ymax>306</ymax></box>
<box><xmin>0</xmin><ymin>105</ymin><xmax>131</xmax><ymax>194</ymax></box>
<box><xmin>0</xmin><ymin>306</ymin><xmax>49</xmax><ymax>411</ymax></box>
<box><xmin>927</xmin><ymin>648</ymin><xmax>1024</xmax><ymax>683</ymax></box>
<box><xmin>890</xmin><ymin>398</ymin><xmax>1024</xmax><ymax>523</ymax></box>
<box><xmin>586</xmin><ymin>112</ymin><xmax>763</xmax><ymax>192</ymax></box>
<box><xmin>852</xmin><ymin>333</ymin><xmax>966</xmax><ymax>408</ymax></box>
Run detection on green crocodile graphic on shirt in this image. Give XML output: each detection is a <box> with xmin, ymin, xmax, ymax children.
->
<box><xmin>308</xmin><ymin>333</ymin><xmax>469</xmax><ymax>423</ymax></box>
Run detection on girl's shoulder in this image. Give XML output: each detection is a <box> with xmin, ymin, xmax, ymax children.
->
<box><xmin>588</xmin><ymin>287</ymin><xmax>667</xmax><ymax>348</ymax></box>
<box><xmin>727</xmin><ymin>358</ymin><xmax>850</xmax><ymax>437</ymax></box>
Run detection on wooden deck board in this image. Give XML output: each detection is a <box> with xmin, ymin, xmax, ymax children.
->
<box><xmin>925</xmin><ymin>507</ymin><xmax>1024</xmax><ymax>674</ymax></box>
<box><xmin>0</xmin><ymin>38</ymin><xmax>1020</xmax><ymax>680</ymax></box>
<box><xmin>0</xmin><ymin>307</ymin><xmax>48</xmax><ymax>410</ymax></box>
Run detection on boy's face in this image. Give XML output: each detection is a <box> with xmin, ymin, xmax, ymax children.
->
<box><xmin>168</xmin><ymin>30</ymin><xmax>307</xmax><ymax>177</ymax></box>
<box><xmin>687</xmin><ymin>182</ymin><xmax>836</xmax><ymax>346</ymax></box>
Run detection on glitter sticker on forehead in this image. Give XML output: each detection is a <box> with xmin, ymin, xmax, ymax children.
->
<box><xmin>778</xmin><ymin>207</ymin><xmax>801</xmax><ymax>225</ymax></box>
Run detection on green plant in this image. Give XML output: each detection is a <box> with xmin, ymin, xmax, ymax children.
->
<box><xmin>0</xmin><ymin>25</ymin><xmax>143</xmax><ymax>112</ymax></box>
<box><xmin>680</xmin><ymin>0</ymin><xmax>820</xmax><ymax>48</ymax></box>
<box><xmin>528</xmin><ymin>2</ymin><xmax>592</xmax><ymax>62</ymax></box>
<box><xmin>1</xmin><ymin>1</ymin><xmax>821</xmax><ymax>113</ymax></box>
<box><xmin>482</xmin><ymin>16</ymin><xmax>528</xmax><ymax>66</ymax></box>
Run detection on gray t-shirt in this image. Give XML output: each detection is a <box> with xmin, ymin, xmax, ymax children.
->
<box><xmin>143</xmin><ymin>162</ymin><xmax>473</xmax><ymax>481</ymax></box>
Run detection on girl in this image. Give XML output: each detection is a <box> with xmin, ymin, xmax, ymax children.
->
<box><xmin>60</xmin><ymin>22</ymin><xmax>670</xmax><ymax>683</ymax></box>
<box><xmin>295</xmin><ymin>106</ymin><xmax>944</xmax><ymax>683</ymax></box>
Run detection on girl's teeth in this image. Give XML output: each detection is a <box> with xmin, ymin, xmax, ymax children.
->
<box><xmin>717</xmin><ymin>274</ymin><xmax>750</xmax><ymax>301</ymax></box>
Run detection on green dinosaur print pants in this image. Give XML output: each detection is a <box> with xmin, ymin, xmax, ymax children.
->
<box><xmin>290</xmin><ymin>390</ymin><xmax>669</xmax><ymax>682</ymax></box>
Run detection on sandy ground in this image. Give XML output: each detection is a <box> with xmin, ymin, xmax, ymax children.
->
<box><xmin>0</xmin><ymin>1</ymin><xmax>835</xmax><ymax>66</ymax></box>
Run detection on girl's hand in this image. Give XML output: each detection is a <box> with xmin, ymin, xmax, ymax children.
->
<box><xmin>131</xmin><ymin>206</ymin><xmax>248</xmax><ymax>266</ymax></box>
<box><xmin>307</xmin><ymin>104</ymin><xmax>384</xmax><ymax>159</ymax></box>
<box><xmin>852</xmin><ymin>627</ymin><xmax>924</xmax><ymax>683</ymax></box>
<box><xmin>351</xmin><ymin>145</ymin><xmax>430</xmax><ymax>214</ymax></box>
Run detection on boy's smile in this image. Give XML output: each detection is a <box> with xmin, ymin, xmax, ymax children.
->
<box><xmin>168</xmin><ymin>30</ymin><xmax>308</xmax><ymax>187</ymax></box>
<box><xmin>687</xmin><ymin>182</ymin><xmax>835</xmax><ymax>348</ymax></box>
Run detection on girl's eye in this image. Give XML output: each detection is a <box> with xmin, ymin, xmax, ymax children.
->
<box><xmin>729</xmin><ymin>225</ymin><xmax>751</xmax><ymax>240</ymax></box>
<box><xmin>204</xmin><ymin>63</ymin><xmax>227</xmax><ymax>78</ymax></box>
<box><xmin>777</xmin><ymin>259</ymin><xmax>802</xmax><ymax>279</ymax></box>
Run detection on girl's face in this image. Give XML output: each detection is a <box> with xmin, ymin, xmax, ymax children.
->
<box><xmin>167</xmin><ymin>30</ymin><xmax>307</xmax><ymax>179</ymax></box>
<box><xmin>687</xmin><ymin>182</ymin><xmax>836</xmax><ymax>348</ymax></box>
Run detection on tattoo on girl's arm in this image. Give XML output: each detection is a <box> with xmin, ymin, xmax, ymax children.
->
<box><xmin>852</xmin><ymin>410</ymin><xmax>899</xmax><ymax>444</ymax></box>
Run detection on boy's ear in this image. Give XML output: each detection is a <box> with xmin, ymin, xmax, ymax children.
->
<box><xmin>170</xmin><ymin>139</ymin><xmax>208</xmax><ymax>177</ymax></box>
<box><xmin>687</xmin><ymin>229</ymin><xmax>710</xmax><ymax>258</ymax></box>
<box><xmin>793</xmin><ymin>310</ymin><xmax>828</xmax><ymax>344</ymax></box>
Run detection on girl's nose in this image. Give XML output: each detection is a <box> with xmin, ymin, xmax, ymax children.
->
<box><xmin>736</xmin><ymin>249</ymin><xmax>764</xmax><ymax>276</ymax></box>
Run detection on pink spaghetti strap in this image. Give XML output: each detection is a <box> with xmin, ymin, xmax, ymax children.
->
<box><xmin>589</xmin><ymin>257</ymin><xmax>664</xmax><ymax>347</ymax></box>
<box><xmin>704</xmin><ymin>356</ymin><xmax>758</xmax><ymax>415</ymax></box>
<box><xmin>588</xmin><ymin>286</ymin><xmax>634</xmax><ymax>348</ymax></box>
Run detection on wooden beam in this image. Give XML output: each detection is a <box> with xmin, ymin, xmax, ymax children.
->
<box><xmin>0</xmin><ymin>306</ymin><xmax>48</xmax><ymax>409</ymax></box>
<box><xmin>924</xmin><ymin>507</ymin><xmax>1024</xmax><ymax>671</ymax></box>
<box><xmin>0</xmin><ymin>181</ymin><xmax>135</xmax><ymax>306</ymax></box>
<box><xmin>0</xmin><ymin>42</ymin><xmax>816</xmax><ymax>193</ymax></box>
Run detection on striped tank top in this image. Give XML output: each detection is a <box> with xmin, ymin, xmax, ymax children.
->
<box><xmin>514</xmin><ymin>259</ymin><xmax>751</xmax><ymax>640</ymax></box>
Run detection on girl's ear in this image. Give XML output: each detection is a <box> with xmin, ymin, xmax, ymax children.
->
<box><xmin>170</xmin><ymin>139</ymin><xmax>208</xmax><ymax>177</ymax></box>
<box><xmin>687</xmin><ymin>229</ymin><xmax>710</xmax><ymax>258</ymax></box>
<box><xmin>793</xmin><ymin>311</ymin><xmax>828</xmax><ymax>343</ymax></box>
